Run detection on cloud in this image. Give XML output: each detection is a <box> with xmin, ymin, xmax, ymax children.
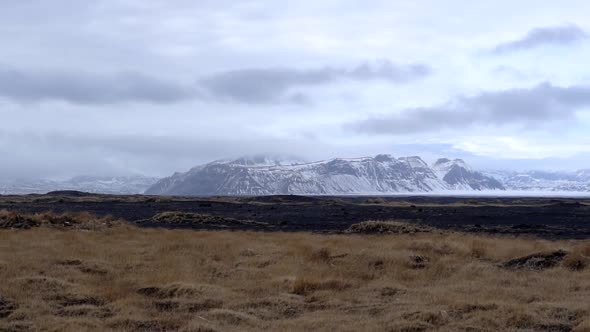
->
<box><xmin>352</xmin><ymin>83</ymin><xmax>590</xmax><ymax>135</ymax></box>
<box><xmin>0</xmin><ymin>129</ymin><xmax>332</xmax><ymax>180</ymax></box>
<box><xmin>0</xmin><ymin>67</ymin><xmax>196</xmax><ymax>105</ymax></box>
<box><xmin>0</xmin><ymin>61</ymin><xmax>430</xmax><ymax>106</ymax></box>
<box><xmin>491</xmin><ymin>24</ymin><xmax>588</xmax><ymax>54</ymax></box>
<box><xmin>197</xmin><ymin>60</ymin><xmax>432</xmax><ymax>104</ymax></box>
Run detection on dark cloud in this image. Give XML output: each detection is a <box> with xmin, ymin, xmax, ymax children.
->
<box><xmin>0</xmin><ymin>61</ymin><xmax>430</xmax><ymax>105</ymax></box>
<box><xmin>0</xmin><ymin>67</ymin><xmax>195</xmax><ymax>104</ymax></box>
<box><xmin>197</xmin><ymin>61</ymin><xmax>432</xmax><ymax>104</ymax></box>
<box><xmin>491</xmin><ymin>24</ymin><xmax>588</xmax><ymax>54</ymax></box>
<box><xmin>352</xmin><ymin>83</ymin><xmax>590</xmax><ymax>134</ymax></box>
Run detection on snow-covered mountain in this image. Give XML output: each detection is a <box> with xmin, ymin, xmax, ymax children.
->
<box><xmin>146</xmin><ymin>155</ymin><xmax>503</xmax><ymax>196</ymax></box>
<box><xmin>433</xmin><ymin>159</ymin><xmax>504</xmax><ymax>191</ymax></box>
<box><xmin>3</xmin><ymin>156</ymin><xmax>587</xmax><ymax>196</ymax></box>
<box><xmin>0</xmin><ymin>175</ymin><xmax>159</xmax><ymax>195</ymax></box>
<box><xmin>486</xmin><ymin>170</ymin><xmax>590</xmax><ymax>192</ymax></box>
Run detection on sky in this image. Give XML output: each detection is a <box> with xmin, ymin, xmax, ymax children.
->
<box><xmin>1</xmin><ymin>0</ymin><xmax>590</xmax><ymax>180</ymax></box>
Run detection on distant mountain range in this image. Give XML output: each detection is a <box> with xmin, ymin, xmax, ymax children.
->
<box><xmin>485</xmin><ymin>169</ymin><xmax>590</xmax><ymax>192</ymax></box>
<box><xmin>2</xmin><ymin>155</ymin><xmax>589</xmax><ymax>196</ymax></box>
<box><xmin>145</xmin><ymin>155</ymin><xmax>504</xmax><ymax>196</ymax></box>
<box><xmin>0</xmin><ymin>176</ymin><xmax>159</xmax><ymax>195</ymax></box>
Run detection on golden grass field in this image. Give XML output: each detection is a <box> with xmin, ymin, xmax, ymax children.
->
<box><xmin>0</xmin><ymin>213</ymin><xmax>589</xmax><ymax>331</ymax></box>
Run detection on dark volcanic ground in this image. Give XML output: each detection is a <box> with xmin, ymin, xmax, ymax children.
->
<box><xmin>1</xmin><ymin>192</ymin><xmax>590</xmax><ymax>239</ymax></box>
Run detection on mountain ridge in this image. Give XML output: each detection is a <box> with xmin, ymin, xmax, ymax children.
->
<box><xmin>2</xmin><ymin>156</ymin><xmax>588</xmax><ymax>195</ymax></box>
<box><xmin>145</xmin><ymin>154</ymin><xmax>504</xmax><ymax>196</ymax></box>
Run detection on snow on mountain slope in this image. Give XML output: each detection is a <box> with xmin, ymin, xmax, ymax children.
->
<box><xmin>146</xmin><ymin>155</ymin><xmax>502</xmax><ymax>196</ymax></box>
<box><xmin>433</xmin><ymin>159</ymin><xmax>504</xmax><ymax>191</ymax></box>
<box><xmin>3</xmin><ymin>157</ymin><xmax>585</xmax><ymax>196</ymax></box>
<box><xmin>486</xmin><ymin>170</ymin><xmax>590</xmax><ymax>192</ymax></box>
<box><xmin>223</xmin><ymin>154</ymin><xmax>304</xmax><ymax>167</ymax></box>
<box><xmin>432</xmin><ymin>158</ymin><xmax>471</xmax><ymax>177</ymax></box>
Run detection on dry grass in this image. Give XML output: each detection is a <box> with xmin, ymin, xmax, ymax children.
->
<box><xmin>0</xmin><ymin>210</ymin><xmax>121</xmax><ymax>230</ymax></box>
<box><xmin>346</xmin><ymin>220</ymin><xmax>435</xmax><ymax>234</ymax></box>
<box><xmin>0</xmin><ymin>223</ymin><xmax>589</xmax><ymax>331</ymax></box>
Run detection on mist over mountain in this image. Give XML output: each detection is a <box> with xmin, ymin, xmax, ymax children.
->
<box><xmin>0</xmin><ymin>175</ymin><xmax>158</xmax><ymax>195</ymax></box>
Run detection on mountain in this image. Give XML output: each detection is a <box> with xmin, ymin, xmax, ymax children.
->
<box><xmin>3</xmin><ymin>157</ymin><xmax>587</xmax><ymax>196</ymax></box>
<box><xmin>0</xmin><ymin>175</ymin><xmax>159</xmax><ymax>195</ymax></box>
<box><xmin>63</xmin><ymin>176</ymin><xmax>160</xmax><ymax>194</ymax></box>
<box><xmin>486</xmin><ymin>170</ymin><xmax>590</xmax><ymax>192</ymax></box>
<box><xmin>433</xmin><ymin>159</ymin><xmax>504</xmax><ymax>190</ymax></box>
<box><xmin>146</xmin><ymin>155</ymin><xmax>503</xmax><ymax>196</ymax></box>
<box><xmin>219</xmin><ymin>154</ymin><xmax>304</xmax><ymax>167</ymax></box>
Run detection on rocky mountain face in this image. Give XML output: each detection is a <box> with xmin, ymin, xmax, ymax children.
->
<box><xmin>146</xmin><ymin>155</ymin><xmax>503</xmax><ymax>196</ymax></box>
<box><xmin>0</xmin><ymin>176</ymin><xmax>159</xmax><ymax>195</ymax></box>
<box><xmin>433</xmin><ymin>159</ymin><xmax>505</xmax><ymax>191</ymax></box>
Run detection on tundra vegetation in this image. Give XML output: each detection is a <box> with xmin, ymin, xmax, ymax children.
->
<box><xmin>0</xmin><ymin>211</ymin><xmax>588</xmax><ymax>331</ymax></box>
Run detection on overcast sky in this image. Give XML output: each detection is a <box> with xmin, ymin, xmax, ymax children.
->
<box><xmin>2</xmin><ymin>0</ymin><xmax>590</xmax><ymax>180</ymax></box>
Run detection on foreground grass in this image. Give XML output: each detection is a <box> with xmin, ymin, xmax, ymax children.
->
<box><xmin>0</xmin><ymin>225</ymin><xmax>589</xmax><ymax>331</ymax></box>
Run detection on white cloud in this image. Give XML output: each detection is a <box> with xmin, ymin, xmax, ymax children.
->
<box><xmin>453</xmin><ymin>136</ymin><xmax>590</xmax><ymax>160</ymax></box>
